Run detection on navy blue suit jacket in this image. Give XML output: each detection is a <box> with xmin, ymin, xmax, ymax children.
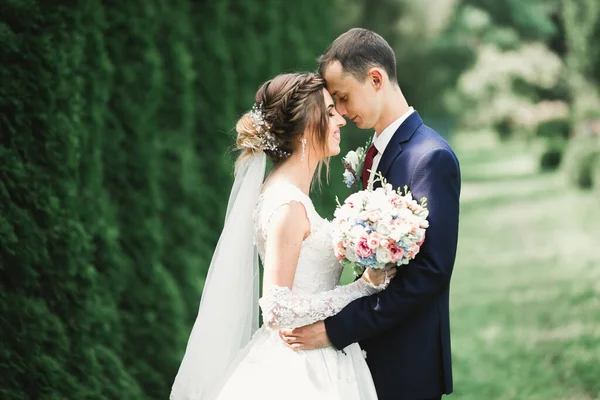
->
<box><xmin>325</xmin><ymin>112</ymin><xmax>461</xmax><ymax>400</ymax></box>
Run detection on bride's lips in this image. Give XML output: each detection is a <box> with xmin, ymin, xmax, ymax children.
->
<box><xmin>333</xmin><ymin>129</ymin><xmax>341</xmax><ymax>142</ymax></box>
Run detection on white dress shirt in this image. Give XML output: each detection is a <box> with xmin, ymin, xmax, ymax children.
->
<box><xmin>368</xmin><ymin>107</ymin><xmax>415</xmax><ymax>183</ymax></box>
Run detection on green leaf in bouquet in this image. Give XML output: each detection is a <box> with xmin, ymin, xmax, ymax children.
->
<box><xmin>352</xmin><ymin>263</ymin><xmax>366</xmax><ymax>277</ymax></box>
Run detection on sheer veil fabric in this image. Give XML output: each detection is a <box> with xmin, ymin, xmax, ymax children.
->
<box><xmin>170</xmin><ymin>152</ymin><xmax>266</xmax><ymax>400</ymax></box>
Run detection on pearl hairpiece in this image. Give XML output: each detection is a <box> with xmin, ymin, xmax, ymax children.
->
<box><xmin>250</xmin><ymin>102</ymin><xmax>291</xmax><ymax>159</ymax></box>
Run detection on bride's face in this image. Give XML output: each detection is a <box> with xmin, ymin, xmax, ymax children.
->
<box><xmin>322</xmin><ymin>88</ymin><xmax>346</xmax><ymax>157</ymax></box>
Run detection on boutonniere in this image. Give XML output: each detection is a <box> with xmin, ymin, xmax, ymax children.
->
<box><xmin>342</xmin><ymin>139</ymin><xmax>372</xmax><ymax>188</ymax></box>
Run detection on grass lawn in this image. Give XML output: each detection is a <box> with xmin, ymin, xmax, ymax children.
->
<box><xmin>450</xmin><ymin>133</ymin><xmax>600</xmax><ymax>399</ymax></box>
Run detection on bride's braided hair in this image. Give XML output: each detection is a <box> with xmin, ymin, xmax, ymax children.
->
<box><xmin>236</xmin><ymin>73</ymin><xmax>329</xmax><ymax>169</ymax></box>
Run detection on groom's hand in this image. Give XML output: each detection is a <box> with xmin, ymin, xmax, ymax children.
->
<box><xmin>279</xmin><ymin>321</ymin><xmax>331</xmax><ymax>350</ymax></box>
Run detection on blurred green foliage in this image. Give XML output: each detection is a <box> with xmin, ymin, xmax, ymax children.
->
<box><xmin>0</xmin><ymin>1</ymin><xmax>334</xmax><ymax>398</ymax></box>
<box><xmin>563</xmin><ymin>135</ymin><xmax>600</xmax><ymax>189</ymax></box>
<box><xmin>537</xmin><ymin>118</ymin><xmax>570</xmax><ymax>171</ymax></box>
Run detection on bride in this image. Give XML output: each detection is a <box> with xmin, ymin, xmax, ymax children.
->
<box><xmin>170</xmin><ymin>72</ymin><xmax>397</xmax><ymax>400</ymax></box>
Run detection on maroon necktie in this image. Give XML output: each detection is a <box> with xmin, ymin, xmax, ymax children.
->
<box><xmin>361</xmin><ymin>144</ymin><xmax>378</xmax><ymax>188</ymax></box>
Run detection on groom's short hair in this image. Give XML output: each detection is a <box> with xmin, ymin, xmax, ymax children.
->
<box><xmin>318</xmin><ymin>28</ymin><xmax>397</xmax><ymax>83</ymax></box>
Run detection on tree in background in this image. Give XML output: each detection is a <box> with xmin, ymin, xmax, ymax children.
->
<box><xmin>448</xmin><ymin>42</ymin><xmax>565</xmax><ymax>136</ymax></box>
<box><xmin>560</xmin><ymin>0</ymin><xmax>600</xmax><ymax>188</ymax></box>
<box><xmin>562</xmin><ymin>0</ymin><xmax>600</xmax><ymax>122</ymax></box>
<box><xmin>441</xmin><ymin>1</ymin><xmax>567</xmax><ymax>136</ymax></box>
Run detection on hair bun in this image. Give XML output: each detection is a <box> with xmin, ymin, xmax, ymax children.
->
<box><xmin>235</xmin><ymin>112</ymin><xmax>263</xmax><ymax>153</ymax></box>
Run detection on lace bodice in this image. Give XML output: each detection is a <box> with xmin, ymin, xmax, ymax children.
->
<box><xmin>254</xmin><ymin>181</ymin><xmax>379</xmax><ymax>329</ymax></box>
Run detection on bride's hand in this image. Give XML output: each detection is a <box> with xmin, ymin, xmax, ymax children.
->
<box><xmin>361</xmin><ymin>266</ymin><xmax>397</xmax><ymax>289</ymax></box>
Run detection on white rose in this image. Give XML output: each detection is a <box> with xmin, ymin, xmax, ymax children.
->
<box><xmin>376</xmin><ymin>247</ymin><xmax>392</xmax><ymax>264</ymax></box>
<box><xmin>339</xmin><ymin>221</ymin><xmax>353</xmax><ymax>235</ymax></box>
<box><xmin>334</xmin><ymin>205</ymin><xmax>352</xmax><ymax>220</ymax></box>
<box><xmin>397</xmin><ymin>223</ymin><xmax>412</xmax><ymax>236</ymax></box>
<box><xmin>380</xmin><ymin>211</ymin><xmax>393</xmax><ymax>223</ymax></box>
<box><xmin>346</xmin><ymin>191</ymin><xmax>365</xmax><ymax>207</ymax></box>
<box><xmin>368</xmin><ymin>210</ymin><xmax>381</xmax><ymax>223</ymax></box>
<box><xmin>345</xmin><ymin>246</ymin><xmax>359</xmax><ymax>262</ymax></box>
<box><xmin>344</xmin><ymin>151</ymin><xmax>360</xmax><ymax>169</ymax></box>
<box><xmin>397</xmin><ymin>208</ymin><xmax>413</xmax><ymax>219</ymax></box>
<box><xmin>358</xmin><ymin>211</ymin><xmax>370</xmax><ymax>221</ymax></box>
<box><xmin>414</xmin><ymin>228</ymin><xmax>425</xmax><ymax>242</ymax></box>
<box><xmin>333</xmin><ymin>207</ymin><xmax>344</xmax><ymax>219</ymax></box>
<box><xmin>389</xmin><ymin>225</ymin><xmax>402</xmax><ymax>242</ymax></box>
<box><xmin>349</xmin><ymin>225</ymin><xmax>365</xmax><ymax>240</ymax></box>
<box><xmin>375</xmin><ymin>221</ymin><xmax>391</xmax><ymax>237</ymax></box>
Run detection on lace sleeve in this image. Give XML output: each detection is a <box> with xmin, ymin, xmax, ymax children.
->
<box><xmin>259</xmin><ymin>279</ymin><xmax>381</xmax><ymax>329</ymax></box>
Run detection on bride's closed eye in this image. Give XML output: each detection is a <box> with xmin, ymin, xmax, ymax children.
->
<box><xmin>327</xmin><ymin>104</ymin><xmax>335</xmax><ymax>117</ymax></box>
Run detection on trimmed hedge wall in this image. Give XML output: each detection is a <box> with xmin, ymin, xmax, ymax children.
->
<box><xmin>0</xmin><ymin>1</ymin><xmax>334</xmax><ymax>398</ymax></box>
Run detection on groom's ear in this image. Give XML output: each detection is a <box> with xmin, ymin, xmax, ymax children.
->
<box><xmin>368</xmin><ymin>68</ymin><xmax>384</xmax><ymax>90</ymax></box>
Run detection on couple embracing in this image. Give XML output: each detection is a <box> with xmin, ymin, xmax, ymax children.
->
<box><xmin>170</xmin><ymin>28</ymin><xmax>461</xmax><ymax>400</ymax></box>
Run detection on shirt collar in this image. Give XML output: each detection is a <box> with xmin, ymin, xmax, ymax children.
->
<box><xmin>372</xmin><ymin>107</ymin><xmax>415</xmax><ymax>154</ymax></box>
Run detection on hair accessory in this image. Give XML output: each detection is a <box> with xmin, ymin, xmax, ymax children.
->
<box><xmin>250</xmin><ymin>102</ymin><xmax>291</xmax><ymax>159</ymax></box>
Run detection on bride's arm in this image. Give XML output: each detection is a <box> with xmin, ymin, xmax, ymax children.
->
<box><xmin>261</xmin><ymin>200</ymin><xmax>309</xmax><ymax>295</ymax></box>
<box><xmin>259</xmin><ymin>201</ymin><xmax>390</xmax><ymax>329</ymax></box>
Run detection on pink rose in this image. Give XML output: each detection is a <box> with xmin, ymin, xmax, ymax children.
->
<box><xmin>408</xmin><ymin>243</ymin><xmax>420</xmax><ymax>259</ymax></box>
<box><xmin>355</xmin><ymin>236</ymin><xmax>373</xmax><ymax>258</ymax></box>
<box><xmin>367</xmin><ymin>233</ymin><xmax>381</xmax><ymax>249</ymax></box>
<box><xmin>388</xmin><ymin>242</ymin><xmax>404</xmax><ymax>263</ymax></box>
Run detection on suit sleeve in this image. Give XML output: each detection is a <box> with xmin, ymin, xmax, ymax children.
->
<box><xmin>324</xmin><ymin>147</ymin><xmax>461</xmax><ymax>349</ymax></box>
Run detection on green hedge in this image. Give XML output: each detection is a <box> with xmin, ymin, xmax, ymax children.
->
<box><xmin>0</xmin><ymin>1</ymin><xmax>334</xmax><ymax>398</ymax></box>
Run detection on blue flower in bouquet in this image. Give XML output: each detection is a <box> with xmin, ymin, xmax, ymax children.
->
<box><xmin>361</xmin><ymin>255</ymin><xmax>377</xmax><ymax>266</ymax></box>
<box><xmin>343</xmin><ymin>170</ymin><xmax>355</xmax><ymax>188</ymax></box>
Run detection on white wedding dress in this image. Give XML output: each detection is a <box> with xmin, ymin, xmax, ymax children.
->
<box><xmin>214</xmin><ymin>181</ymin><xmax>379</xmax><ymax>400</ymax></box>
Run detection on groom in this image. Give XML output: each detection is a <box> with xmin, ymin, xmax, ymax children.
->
<box><xmin>280</xmin><ymin>28</ymin><xmax>461</xmax><ymax>400</ymax></box>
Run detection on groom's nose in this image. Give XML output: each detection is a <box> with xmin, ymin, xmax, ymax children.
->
<box><xmin>335</xmin><ymin>103</ymin><xmax>347</xmax><ymax>117</ymax></box>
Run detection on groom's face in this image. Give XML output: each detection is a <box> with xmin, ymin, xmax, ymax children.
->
<box><xmin>323</xmin><ymin>61</ymin><xmax>381</xmax><ymax>130</ymax></box>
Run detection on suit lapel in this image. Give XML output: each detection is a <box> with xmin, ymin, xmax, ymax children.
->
<box><xmin>375</xmin><ymin>111</ymin><xmax>423</xmax><ymax>182</ymax></box>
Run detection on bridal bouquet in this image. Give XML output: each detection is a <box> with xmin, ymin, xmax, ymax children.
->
<box><xmin>332</xmin><ymin>174</ymin><xmax>429</xmax><ymax>277</ymax></box>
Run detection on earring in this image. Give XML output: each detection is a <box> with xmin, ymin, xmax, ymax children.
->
<box><xmin>301</xmin><ymin>138</ymin><xmax>306</xmax><ymax>161</ymax></box>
